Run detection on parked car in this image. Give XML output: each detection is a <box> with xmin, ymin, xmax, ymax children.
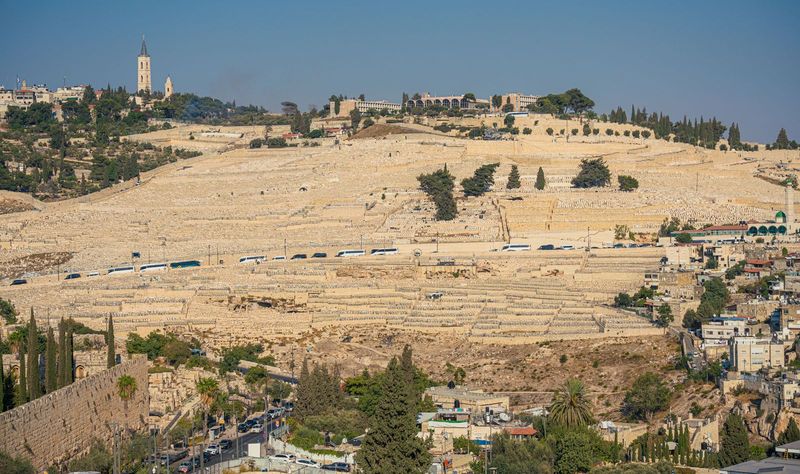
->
<box><xmin>559</xmin><ymin>245</ymin><xmax>574</xmax><ymax>250</ymax></box>
<box><xmin>290</xmin><ymin>253</ymin><xmax>307</xmax><ymax>260</ymax></box>
<box><xmin>272</xmin><ymin>255</ymin><xmax>286</xmax><ymax>260</ymax></box>
<box><xmin>268</xmin><ymin>453</ymin><xmax>296</xmax><ymax>463</ymax></box>
<box><xmin>219</xmin><ymin>439</ymin><xmax>232</xmax><ymax>450</ymax></box>
<box><xmin>537</xmin><ymin>244</ymin><xmax>555</xmax><ymax>250</ymax></box>
<box><xmin>64</xmin><ymin>273</ymin><xmax>81</xmax><ymax>280</ymax></box>
<box><xmin>238</xmin><ymin>422</ymin><xmax>248</xmax><ymax>433</ymax></box>
<box><xmin>251</xmin><ymin>423</ymin><xmax>263</xmax><ymax>433</ymax></box>
<box><xmin>296</xmin><ymin>458</ymin><xmax>321</xmax><ymax>468</ymax></box>
<box><xmin>311</xmin><ymin>252</ymin><xmax>327</xmax><ymax>258</ymax></box>
<box><xmin>204</xmin><ymin>444</ymin><xmax>220</xmax><ymax>455</ymax></box>
<box><xmin>322</xmin><ymin>462</ymin><xmax>352</xmax><ymax>472</ymax></box>
<box><xmin>10</xmin><ymin>279</ymin><xmax>27</xmax><ymax>286</ymax></box>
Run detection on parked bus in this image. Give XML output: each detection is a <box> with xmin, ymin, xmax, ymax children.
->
<box><xmin>336</xmin><ymin>249</ymin><xmax>366</xmax><ymax>258</ymax></box>
<box><xmin>169</xmin><ymin>260</ymin><xmax>201</xmax><ymax>269</ymax></box>
<box><xmin>239</xmin><ymin>255</ymin><xmax>266</xmax><ymax>264</ymax></box>
<box><xmin>107</xmin><ymin>266</ymin><xmax>135</xmax><ymax>275</ymax></box>
<box><xmin>370</xmin><ymin>248</ymin><xmax>399</xmax><ymax>256</ymax></box>
<box><xmin>140</xmin><ymin>263</ymin><xmax>168</xmax><ymax>273</ymax></box>
<box><xmin>500</xmin><ymin>243</ymin><xmax>531</xmax><ymax>252</ymax></box>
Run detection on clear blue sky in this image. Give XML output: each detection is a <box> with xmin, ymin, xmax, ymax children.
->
<box><xmin>2</xmin><ymin>0</ymin><xmax>798</xmax><ymax>143</ymax></box>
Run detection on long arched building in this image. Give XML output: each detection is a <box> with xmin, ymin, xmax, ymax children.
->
<box><xmin>407</xmin><ymin>93</ymin><xmax>490</xmax><ymax>110</ymax></box>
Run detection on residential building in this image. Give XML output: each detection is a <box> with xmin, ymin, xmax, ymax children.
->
<box><xmin>53</xmin><ymin>85</ymin><xmax>87</xmax><ymax>102</ymax></box>
<box><xmin>424</xmin><ymin>385</ymin><xmax>510</xmax><ymax>415</ymax></box>
<box><xmin>701</xmin><ymin>317</ymin><xmax>751</xmax><ymax>346</ymax></box>
<box><xmin>728</xmin><ymin>336</ymin><xmax>784</xmax><ymax>373</ymax></box>
<box><xmin>499</xmin><ymin>93</ymin><xmax>539</xmax><ymax>112</ymax></box>
<box><xmin>329</xmin><ymin>98</ymin><xmax>401</xmax><ymax>118</ymax></box>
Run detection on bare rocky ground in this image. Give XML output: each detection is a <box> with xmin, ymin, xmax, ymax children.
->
<box><xmin>265</xmin><ymin>327</ymin><xmax>720</xmax><ymax>422</ymax></box>
<box><xmin>0</xmin><ymin>251</ymin><xmax>74</xmax><ymax>280</ymax></box>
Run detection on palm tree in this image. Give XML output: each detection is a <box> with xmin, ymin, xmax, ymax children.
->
<box><xmin>196</xmin><ymin>377</ymin><xmax>219</xmax><ymax>470</ymax></box>
<box><xmin>549</xmin><ymin>379</ymin><xmax>594</xmax><ymax>428</ymax></box>
<box><xmin>117</xmin><ymin>375</ymin><xmax>137</xmax><ymax>410</ymax></box>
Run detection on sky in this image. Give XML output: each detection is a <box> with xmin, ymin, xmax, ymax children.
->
<box><xmin>1</xmin><ymin>0</ymin><xmax>799</xmax><ymax>143</ymax></box>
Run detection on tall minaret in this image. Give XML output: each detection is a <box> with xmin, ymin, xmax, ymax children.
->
<box><xmin>787</xmin><ymin>185</ymin><xmax>795</xmax><ymax>233</ymax></box>
<box><xmin>137</xmin><ymin>36</ymin><xmax>151</xmax><ymax>93</ymax></box>
<box><xmin>164</xmin><ymin>76</ymin><xmax>173</xmax><ymax>98</ymax></box>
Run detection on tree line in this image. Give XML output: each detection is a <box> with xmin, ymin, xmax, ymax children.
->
<box><xmin>0</xmin><ymin>308</ymin><xmax>111</xmax><ymax>413</ymax></box>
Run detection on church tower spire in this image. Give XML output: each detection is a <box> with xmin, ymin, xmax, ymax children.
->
<box><xmin>137</xmin><ymin>35</ymin><xmax>152</xmax><ymax>93</ymax></box>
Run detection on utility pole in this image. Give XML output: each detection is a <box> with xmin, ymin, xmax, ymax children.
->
<box><xmin>587</xmin><ymin>226</ymin><xmax>590</xmax><ymax>251</ymax></box>
<box><xmin>208</xmin><ymin>245</ymin><xmax>211</xmax><ymax>266</ymax></box>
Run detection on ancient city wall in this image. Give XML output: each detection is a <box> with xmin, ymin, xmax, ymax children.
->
<box><xmin>0</xmin><ymin>355</ymin><xmax>149</xmax><ymax>470</ymax></box>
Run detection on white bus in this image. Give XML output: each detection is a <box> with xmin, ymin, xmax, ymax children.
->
<box><xmin>239</xmin><ymin>255</ymin><xmax>266</xmax><ymax>264</ymax></box>
<box><xmin>107</xmin><ymin>266</ymin><xmax>135</xmax><ymax>276</ymax></box>
<box><xmin>500</xmin><ymin>243</ymin><xmax>531</xmax><ymax>252</ymax></box>
<box><xmin>336</xmin><ymin>249</ymin><xmax>366</xmax><ymax>258</ymax></box>
<box><xmin>140</xmin><ymin>263</ymin><xmax>168</xmax><ymax>273</ymax></box>
<box><xmin>370</xmin><ymin>248</ymin><xmax>399</xmax><ymax>256</ymax></box>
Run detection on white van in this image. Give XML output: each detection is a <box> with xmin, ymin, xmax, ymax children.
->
<box><xmin>336</xmin><ymin>249</ymin><xmax>366</xmax><ymax>258</ymax></box>
<box><xmin>139</xmin><ymin>263</ymin><xmax>167</xmax><ymax>273</ymax></box>
<box><xmin>559</xmin><ymin>245</ymin><xmax>575</xmax><ymax>250</ymax></box>
<box><xmin>239</xmin><ymin>255</ymin><xmax>266</xmax><ymax>264</ymax></box>
<box><xmin>370</xmin><ymin>248</ymin><xmax>399</xmax><ymax>256</ymax></box>
<box><xmin>500</xmin><ymin>243</ymin><xmax>531</xmax><ymax>252</ymax></box>
<box><xmin>107</xmin><ymin>266</ymin><xmax>135</xmax><ymax>276</ymax></box>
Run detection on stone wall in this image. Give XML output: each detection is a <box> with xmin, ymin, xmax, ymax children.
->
<box><xmin>0</xmin><ymin>355</ymin><xmax>149</xmax><ymax>470</ymax></box>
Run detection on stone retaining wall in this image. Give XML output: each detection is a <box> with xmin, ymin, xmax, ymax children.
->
<box><xmin>0</xmin><ymin>355</ymin><xmax>149</xmax><ymax>470</ymax></box>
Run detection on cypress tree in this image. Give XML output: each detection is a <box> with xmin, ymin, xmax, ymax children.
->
<box><xmin>65</xmin><ymin>322</ymin><xmax>74</xmax><ymax>384</ymax></box>
<box><xmin>26</xmin><ymin>309</ymin><xmax>40</xmax><ymax>400</ymax></box>
<box><xmin>777</xmin><ymin>128</ymin><xmax>790</xmax><ymax>149</ymax></box>
<box><xmin>718</xmin><ymin>413</ymin><xmax>749</xmax><ymax>467</ymax></box>
<box><xmin>535</xmin><ymin>167</ymin><xmax>546</xmax><ymax>190</ymax></box>
<box><xmin>45</xmin><ymin>326</ymin><xmax>57</xmax><ymax>393</ymax></box>
<box><xmin>506</xmin><ymin>165</ymin><xmax>521</xmax><ymax>189</ymax></box>
<box><xmin>57</xmin><ymin>318</ymin><xmax>66</xmax><ymax>388</ymax></box>
<box><xmin>0</xmin><ymin>337</ymin><xmax>4</xmax><ymax>412</ymax></box>
<box><xmin>779</xmin><ymin>418</ymin><xmax>800</xmax><ymax>444</ymax></box>
<box><xmin>15</xmin><ymin>345</ymin><xmax>27</xmax><ymax>407</ymax></box>
<box><xmin>106</xmin><ymin>314</ymin><xmax>116</xmax><ymax>368</ymax></box>
<box><xmin>295</xmin><ymin>358</ymin><xmax>312</xmax><ymax>419</ymax></box>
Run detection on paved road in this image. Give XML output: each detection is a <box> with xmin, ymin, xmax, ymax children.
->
<box><xmin>206</xmin><ymin>432</ymin><xmax>263</xmax><ymax>469</ymax></box>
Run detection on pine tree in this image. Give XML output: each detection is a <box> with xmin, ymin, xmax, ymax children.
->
<box><xmin>355</xmin><ymin>356</ymin><xmax>432</xmax><ymax>473</ymax></box>
<box><xmin>106</xmin><ymin>314</ymin><xmax>116</xmax><ymax>368</ymax></box>
<box><xmin>506</xmin><ymin>165</ymin><xmax>521</xmax><ymax>189</ymax></box>
<box><xmin>718</xmin><ymin>413</ymin><xmax>749</xmax><ymax>467</ymax></box>
<box><xmin>15</xmin><ymin>345</ymin><xmax>27</xmax><ymax>407</ymax></box>
<box><xmin>535</xmin><ymin>167</ymin><xmax>546</xmax><ymax>190</ymax></box>
<box><xmin>26</xmin><ymin>309</ymin><xmax>40</xmax><ymax>400</ymax></box>
<box><xmin>57</xmin><ymin>318</ymin><xmax>66</xmax><ymax>388</ymax></box>
<box><xmin>45</xmin><ymin>326</ymin><xmax>57</xmax><ymax>393</ymax></box>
